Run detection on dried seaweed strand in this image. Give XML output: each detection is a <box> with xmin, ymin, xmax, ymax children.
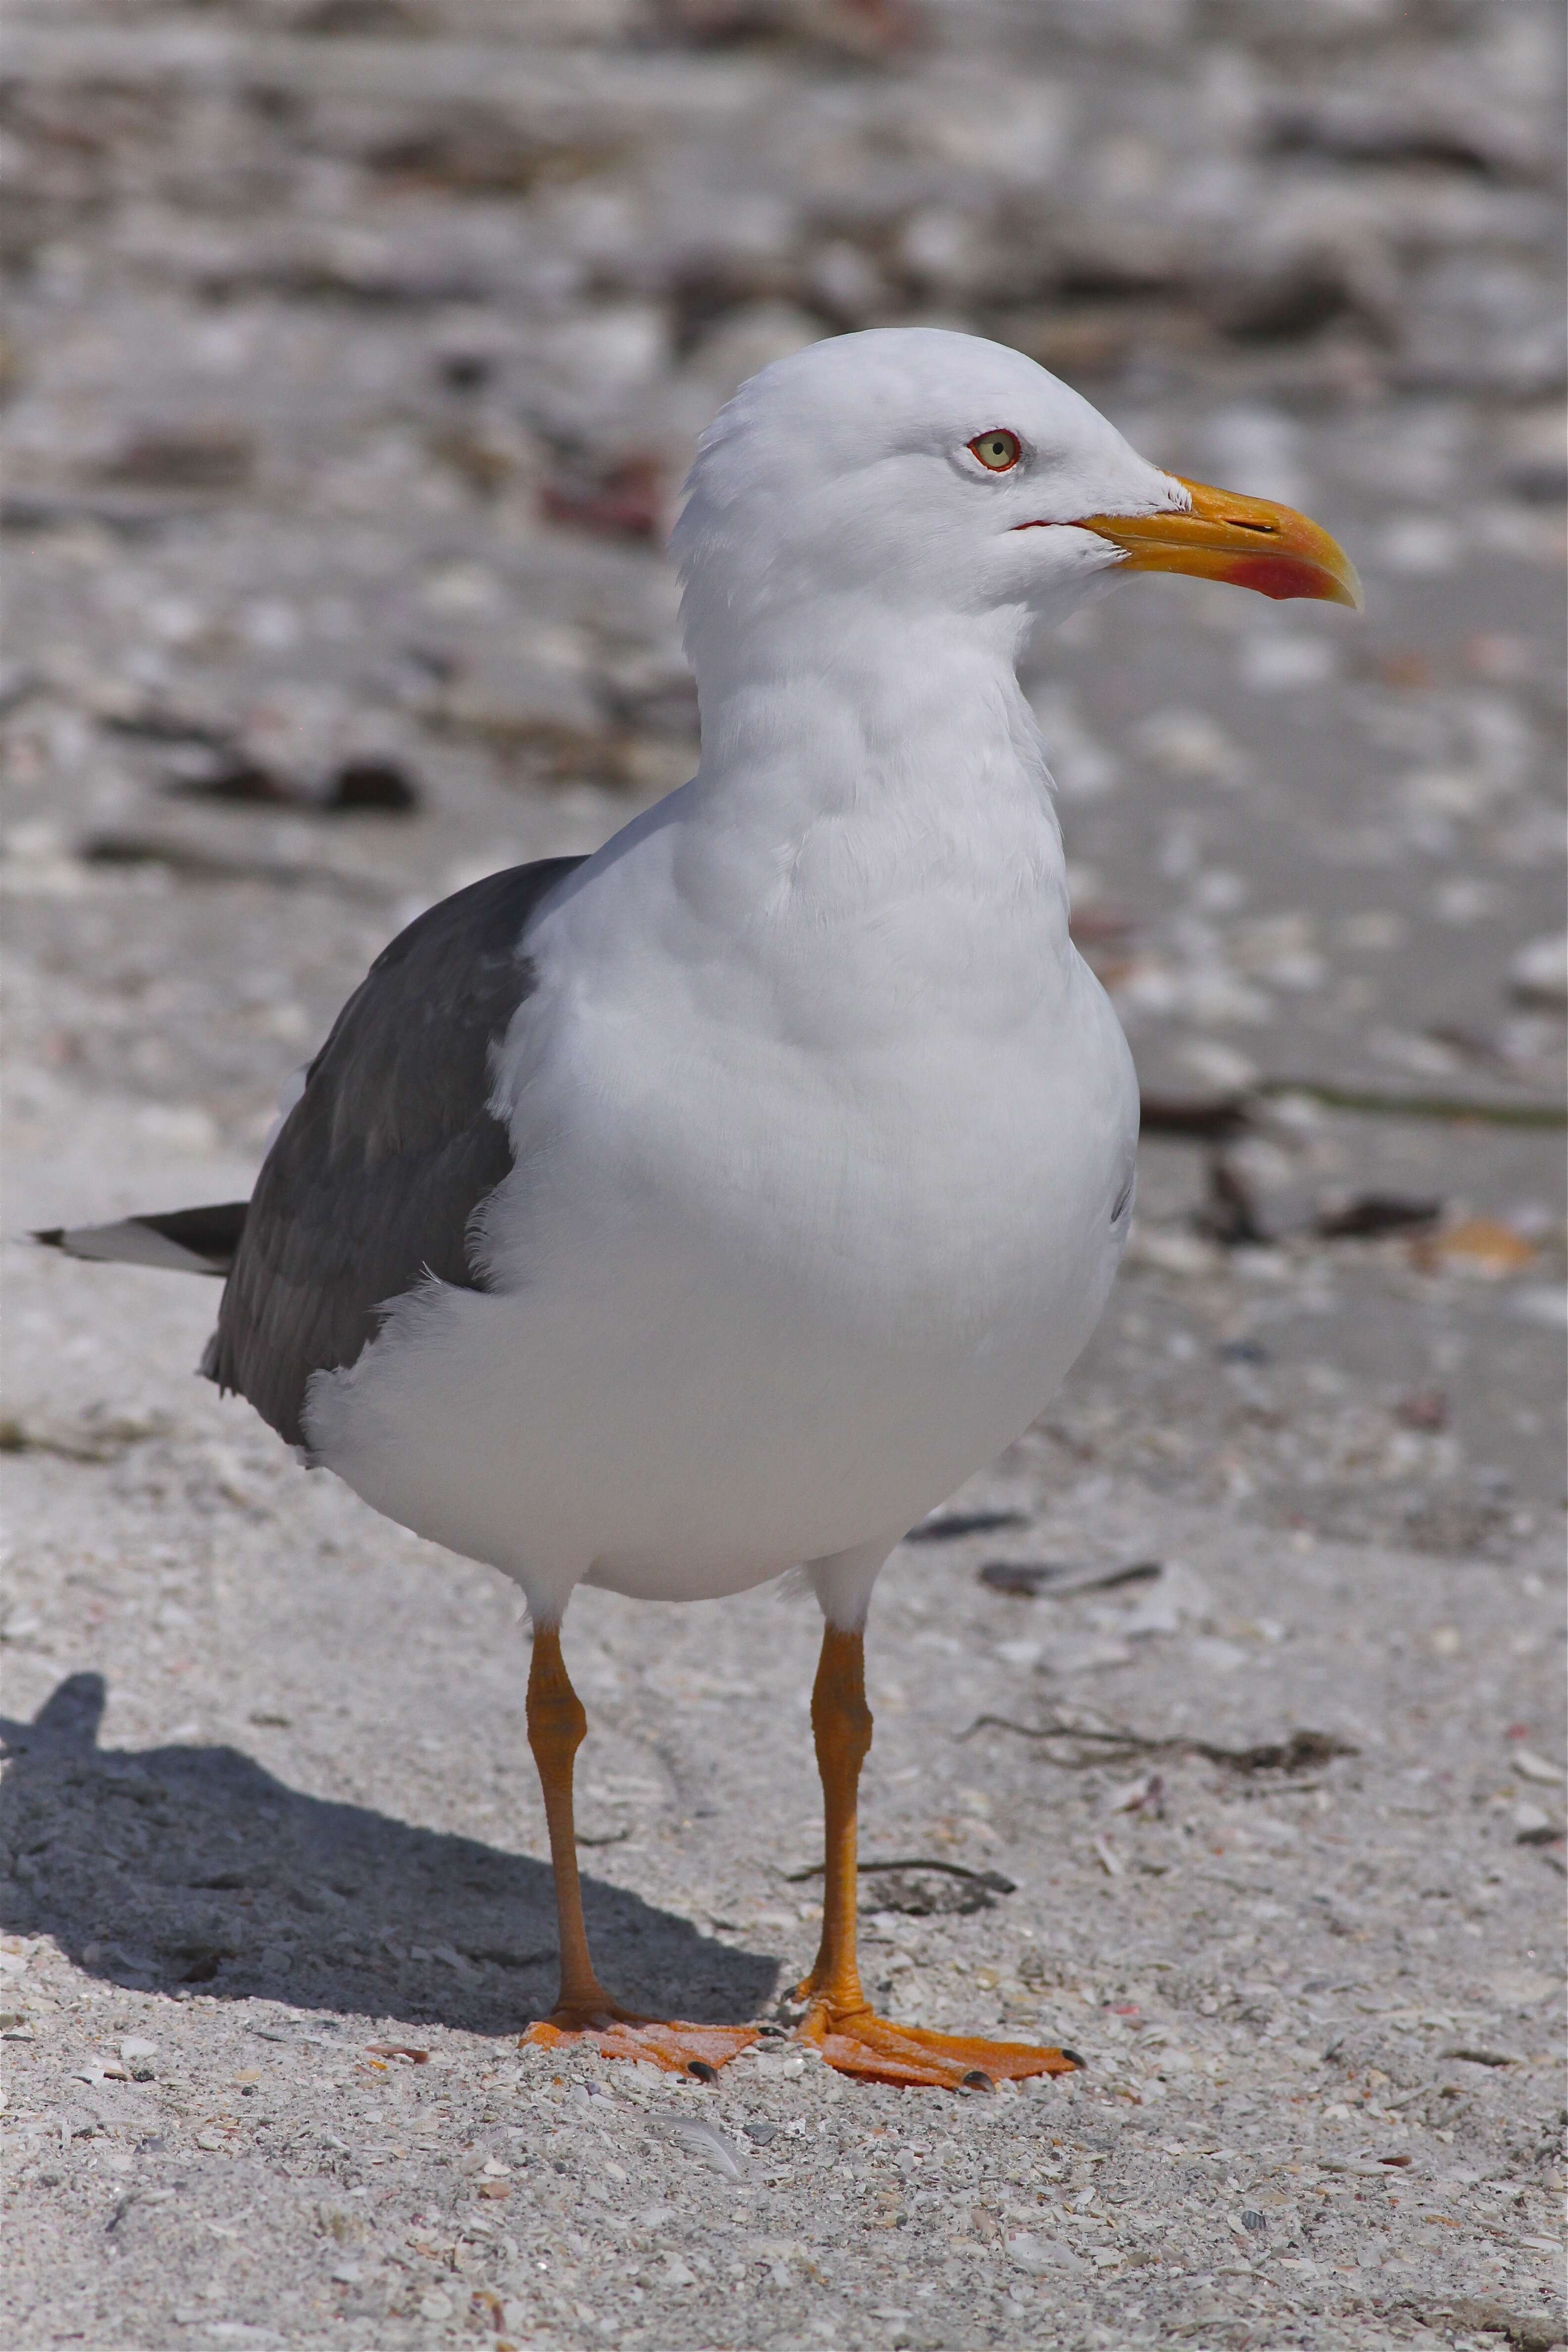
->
<box><xmin>782</xmin><ymin>1856</ymin><xmax>1016</xmax><ymax>1889</ymax></box>
<box><xmin>962</xmin><ymin>1716</ymin><xmax>1356</xmax><ymax>1774</ymax></box>
<box><xmin>1142</xmin><ymin>1083</ymin><xmax>1566</xmax><ymax>1134</ymax></box>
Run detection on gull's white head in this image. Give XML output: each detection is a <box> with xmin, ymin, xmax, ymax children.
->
<box><xmin>674</xmin><ymin>327</ymin><xmax>1358</xmax><ymax>686</ymax></box>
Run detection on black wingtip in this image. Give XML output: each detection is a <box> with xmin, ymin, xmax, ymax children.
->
<box><xmin>30</xmin><ymin>1202</ymin><xmax>248</xmax><ymax>1274</ymax></box>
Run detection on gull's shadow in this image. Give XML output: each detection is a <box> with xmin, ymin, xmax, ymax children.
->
<box><xmin>0</xmin><ymin>1674</ymin><xmax>780</xmax><ymax>2033</ymax></box>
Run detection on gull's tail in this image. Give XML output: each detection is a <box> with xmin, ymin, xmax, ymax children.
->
<box><xmin>34</xmin><ymin>1201</ymin><xmax>248</xmax><ymax>1277</ymax></box>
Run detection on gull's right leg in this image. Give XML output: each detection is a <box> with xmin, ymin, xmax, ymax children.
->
<box><xmin>519</xmin><ymin>1621</ymin><xmax>757</xmax><ymax>2077</ymax></box>
<box><xmin>523</xmin><ymin>1622</ymin><xmax>619</xmax><ymax>2030</ymax></box>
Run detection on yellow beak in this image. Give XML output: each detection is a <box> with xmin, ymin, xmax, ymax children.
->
<box><xmin>1072</xmin><ymin>476</ymin><xmax>1363</xmax><ymax>608</ymax></box>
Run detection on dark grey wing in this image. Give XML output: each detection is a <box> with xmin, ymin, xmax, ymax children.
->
<box><xmin>205</xmin><ymin>856</ymin><xmax>584</xmax><ymax>1448</ymax></box>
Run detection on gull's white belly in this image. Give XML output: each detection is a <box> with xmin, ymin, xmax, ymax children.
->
<box><xmin>305</xmin><ymin>940</ymin><xmax>1136</xmax><ymax>1617</ymax></box>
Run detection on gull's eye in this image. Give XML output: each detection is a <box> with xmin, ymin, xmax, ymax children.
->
<box><xmin>968</xmin><ymin>429</ymin><xmax>1021</xmax><ymax>473</ymax></box>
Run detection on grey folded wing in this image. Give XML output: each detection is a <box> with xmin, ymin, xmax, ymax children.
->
<box><xmin>205</xmin><ymin>855</ymin><xmax>584</xmax><ymax>1449</ymax></box>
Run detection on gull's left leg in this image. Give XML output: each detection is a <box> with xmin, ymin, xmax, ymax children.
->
<box><xmin>794</xmin><ymin>1615</ymin><xmax>1080</xmax><ymax>2092</ymax></box>
<box><xmin>519</xmin><ymin>1621</ymin><xmax>757</xmax><ymax>2075</ymax></box>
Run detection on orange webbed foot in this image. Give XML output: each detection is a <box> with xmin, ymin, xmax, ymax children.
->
<box><xmin>797</xmin><ymin>1999</ymin><xmax>1081</xmax><ymax>2091</ymax></box>
<box><xmin>522</xmin><ymin>2006</ymin><xmax>759</xmax><ymax>2077</ymax></box>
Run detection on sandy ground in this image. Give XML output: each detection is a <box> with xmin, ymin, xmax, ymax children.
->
<box><xmin>3</xmin><ymin>4</ymin><xmax>1567</xmax><ymax>2350</ymax></box>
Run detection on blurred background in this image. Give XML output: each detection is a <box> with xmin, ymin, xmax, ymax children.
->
<box><xmin>4</xmin><ymin>0</ymin><xmax>1565</xmax><ymax>1555</ymax></box>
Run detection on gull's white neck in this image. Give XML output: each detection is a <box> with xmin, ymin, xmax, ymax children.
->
<box><xmin>681</xmin><ymin>598</ymin><xmax>1069</xmax><ymax>949</ymax></box>
<box><xmin>530</xmin><ymin>595</ymin><xmax>1080</xmax><ymax>1073</ymax></box>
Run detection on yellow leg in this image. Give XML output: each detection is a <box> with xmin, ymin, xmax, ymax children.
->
<box><xmin>519</xmin><ymin>1622</ymin><xmax>757</xmax><ymax>2075</ymax></box>
<box><xmin>795</xmin><ymin>1624</ymin><xmax>874</xmax><ymax>2017</ymax></box>
<box><xmin>525</xmin><ymin>1623</ymin><xmax>616</xmax><ymax>2024</ymax></box>
<box><xmin>793</xmin><ymin>1620</ymin><xmax>1080</xmax><ymax>2092</ymax></box>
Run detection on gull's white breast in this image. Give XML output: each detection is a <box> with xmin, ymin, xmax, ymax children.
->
<box><xmin>305</xmin><ymin>770</ymin><xmax>1137</xmax><ymax>1617</ymax></box>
